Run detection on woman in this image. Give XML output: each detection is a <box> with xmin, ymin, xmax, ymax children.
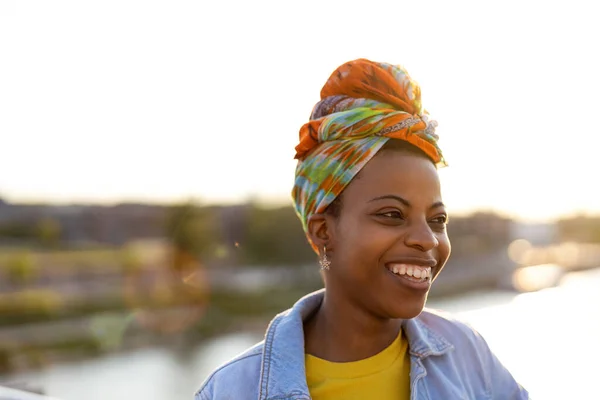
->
<box><xmin>195</xmin><ymin>59</ymin><xmax>528</xmax><ymax>399</ymax></box>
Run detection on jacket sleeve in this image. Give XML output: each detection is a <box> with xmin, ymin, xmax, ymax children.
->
<box><xmin>194</xmin><ymin>385</ymin><xmax>213</xmax><ymax>400</ymax></box>
<box><xmin>194</xmin><ymin>378</ymin><xmax>213</xmax><ymax>400</ymax></box>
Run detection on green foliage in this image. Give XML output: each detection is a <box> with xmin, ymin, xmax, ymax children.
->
<box><xmin>36</xmin><ymin>217</ymin><xmax>62</xmax><ymax>247</ymax></box>
<box><xmin>5</xmin><ymin>251</ymin><xmax>38</xmax><ymax>285</ymax></box>
<box><xmin>0</xmin><ymin>222</ymin><xmax>35</xmax><ymax>239</ymax></box>
<box><xmin>0</xmin><ymin>217</ymin><xmax>62</xmax><ymax>247</ymax></box>
<box><xmin>120</xmin><ymin>246</ymin><xmax>143</xmax><ymax>274</ymax></box>
<box><xmin>0</xmin><ymin>289</ymin><xmax>63</xmax><ymax>316</ymax></box>
<box><xmin>239</xmin><ymin>205</ymin><xmax>315</xmax><ymax>266</ymax></box>
<box><xmin>164</xmin><ymin>202</ymin><xmax>316</xmax><ymax>266</ymax></box>
<box><xmin>165</xmin><ymin>201</ymin><xmax>222</xmax><ymax>260</ymax></box>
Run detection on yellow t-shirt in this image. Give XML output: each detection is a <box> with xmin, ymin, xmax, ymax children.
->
<box><xmin>305</xmin><ymin>331</ymin><xmax>411</xmax><ymax>400</ymax></box>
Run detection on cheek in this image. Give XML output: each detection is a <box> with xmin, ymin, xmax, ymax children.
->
<box><xmin>335</xmin><ymin>217</ymin><xmax>396</xmax><ymax>258</ymax></box>
<box><xmin>436</xmin><ymin>232</ymin><xmax>452</xmax><ymax>262</ymax></box>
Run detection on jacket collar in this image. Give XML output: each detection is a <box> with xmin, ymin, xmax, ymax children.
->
<box><xmin>258</xmin><ymin>289</ymin><xmax>453</xmax><ymax>400</ymax></box>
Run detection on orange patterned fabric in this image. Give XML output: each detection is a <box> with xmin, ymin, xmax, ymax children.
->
<box><xmin>292</xmin><ymin>59</ymin><xmax>446</xmax><ymax>251</ymax></box>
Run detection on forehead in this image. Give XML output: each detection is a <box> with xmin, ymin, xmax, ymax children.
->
<box><xmin>343</xmin><ymin>151</ymin><xmax>442</xmax><ymax>205</ymax></box>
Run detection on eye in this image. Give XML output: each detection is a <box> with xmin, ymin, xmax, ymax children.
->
<box><xmin>377</xmin><ymin>210</ymin><xmax>404</xmax><ymax>219</ymax></box>
<box><xmin>430</xmin><ymin>215</ymin><xmax>448</xmax><ymax>225</ymax></box>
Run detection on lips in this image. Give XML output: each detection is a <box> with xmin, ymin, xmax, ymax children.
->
<box><xmin>383</xmin><ymin>257</ymin><xmax>438</xmax><ymax>290</ymax></box>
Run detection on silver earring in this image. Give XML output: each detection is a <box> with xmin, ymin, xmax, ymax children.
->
<box><xmin>319</xmin><ymin>246</ymin><xmax>331</xmax><ymax>271</ymax></box>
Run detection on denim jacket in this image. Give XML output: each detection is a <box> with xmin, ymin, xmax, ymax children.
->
<box><xmin>195</xmin><ymin>290</ymin><xmax>529</xmax><ymax>399</ymax></box>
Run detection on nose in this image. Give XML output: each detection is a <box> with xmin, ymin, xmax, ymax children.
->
<box><xmin>404</xmin><ymin>220</ymin><xmax>438</xmax><ymax>252</ymax></box>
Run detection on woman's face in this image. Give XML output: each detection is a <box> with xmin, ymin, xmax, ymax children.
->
<box><xmin>325</xmin><ymin>150</ymin><xmax>451</xmax><ymax>320</ymax></box>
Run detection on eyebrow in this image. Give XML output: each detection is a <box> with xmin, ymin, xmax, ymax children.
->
<box><xmin>368</xmin><ymin>195</ymin><xmax>446</xmax><ymax>210</ymax></box>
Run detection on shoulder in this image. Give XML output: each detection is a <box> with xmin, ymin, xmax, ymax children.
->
<box><xmin>415</xmin><ymin>309</ymin><xmax>529</xmax><ymax>398</ymax></box>
<box><xmin>414</xmin><ymin>308</ymin><xmax>495</xmax><ymax>365</ymax></box>
<box><xmin>195</xmin><ymin>340</ymin><xmax>264</xmax><ymax>400</ymax></box>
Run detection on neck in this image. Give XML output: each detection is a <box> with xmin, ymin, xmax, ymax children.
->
<box><xmin>304</xmin><ymin>289</ymin><xmax>401</xmax><ymax>362</ymax></box>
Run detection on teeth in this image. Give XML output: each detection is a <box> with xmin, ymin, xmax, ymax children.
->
<box><xmin>387</xmin><ymin>264</ymin><xmax>432</xmax><ymax>280</ymax></box>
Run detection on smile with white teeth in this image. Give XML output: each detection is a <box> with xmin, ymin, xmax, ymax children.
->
<box><xmin>386</xmin><ymin>264</ymin><xmax>432</xmax><ymax>281</ymax></box>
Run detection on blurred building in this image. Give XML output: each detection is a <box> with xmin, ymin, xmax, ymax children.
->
<box><xmin>0</xmin><ymin>200</ymin><xmax>167</xmax><ymax>247</ymax></box>
<box><xmin>511</xmin><ymin>222</ymin><xmax>558</xmax><ymax>246</ymax></box>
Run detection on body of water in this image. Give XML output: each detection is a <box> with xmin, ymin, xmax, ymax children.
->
<box><xmin>3</xmin><ymin>268</ymin><xmax>599</xmax><ymax>399</ymax></box>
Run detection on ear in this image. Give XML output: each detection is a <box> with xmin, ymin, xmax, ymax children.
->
<box><xmin>307</xmin><ymin>213</ymin><xmax>336</xmax><ymax>254</ymax></box>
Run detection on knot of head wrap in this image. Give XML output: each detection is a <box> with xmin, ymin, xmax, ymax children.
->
<box><xmin>292</xmin><ymin>59</ymin><xmax>446</xmax><ymax>251</ymax></box>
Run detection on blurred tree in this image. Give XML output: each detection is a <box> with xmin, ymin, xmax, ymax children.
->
<box><xmin>0</xmin><ymin>348</ymin><xmax>10</xmax><ymax>374</ymax></box>
<box><xmin>165</xmin><ymin>201</ymin><xmax>222</xmax><ymax>264</ymax></box>
<box><xmin>120</xmin><ymin>246</ymin><xmax>144</xmax><ymax>275</ymax></box>
<box><xmin>0</xmin><ymin>222</ymin><xmax>36</xmax><ymax>240</ymax></box>
<box><xmin>36</xmin><ymin>217</ymin><xmax>62</xmax><ymax>248</ymax></box>
<box><xmin>240</xmin><ymin>204</ymin><xmax>315</xmax><ymax>266</ymax></box>
<box><xmin>6</xmin><ymin>252</ymin><xmax>38</xmax><ymax>286</ymax></box>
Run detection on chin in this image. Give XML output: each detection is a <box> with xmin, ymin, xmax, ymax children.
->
<box><xmin>390</xmin><ymin>301</ymin><xmax>426</xmax><ymax>320</ymax></box>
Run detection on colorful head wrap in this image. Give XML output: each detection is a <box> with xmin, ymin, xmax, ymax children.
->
<box><xmin>292</xmin><ymin>59</ymin><xmax>447</xmax><ymax>250</ymax></box>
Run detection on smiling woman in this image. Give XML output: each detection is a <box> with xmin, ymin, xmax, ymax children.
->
<box><xmin>195</xmin><ymin>59</ymin><xmax>528</xmax><ymax>400</ymax></box>
<box><xmin>310</xmin><ymin>139</ymin><xmax>451</xmax><ymax>324</ymax></box>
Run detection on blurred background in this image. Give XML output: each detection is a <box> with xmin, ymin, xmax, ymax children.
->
<box><xmin>1</xmin><ymin>0</ymin><xmax>599</xmax><ymax>399</ymax></box>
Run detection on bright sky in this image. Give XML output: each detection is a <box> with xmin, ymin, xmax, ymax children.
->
<box><xmin>1</xmin><ymin>0</ymin><xmax>598</xmax><ymax>221</ymax></box>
